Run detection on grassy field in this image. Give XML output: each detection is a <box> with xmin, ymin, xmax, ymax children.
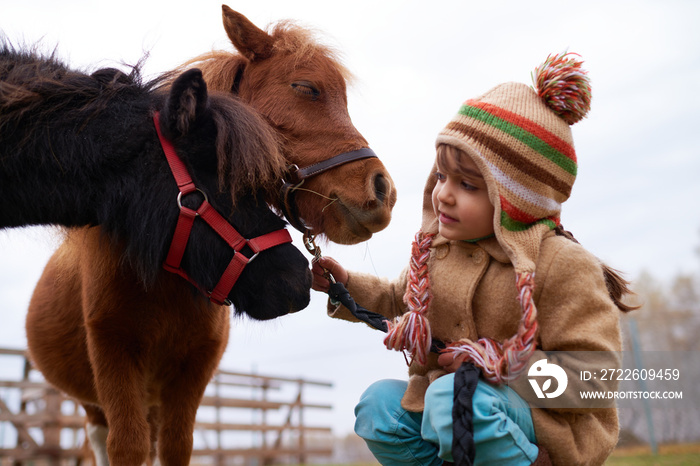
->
<box><xmin>605</xmin><ymin>443</ymin><xmax>700</xmax><ymax>466</ymax></box>
<box><xmin>294</xmin><ymin>444</ymin><xmax>700</xmax><ymax>466</ymax></box>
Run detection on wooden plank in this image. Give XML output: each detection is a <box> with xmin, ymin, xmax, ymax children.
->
<box><xmin>0</xmin><ymin>412</ymin><xmax>85</xmax><ymax>427</ymax></box>
<box><xmin>0</xmin><ymin>397</ymin><xmax>40</xmax><ymax>450</ymax></box>
<box><xmin>199</xmin><ymin>396</ymin><xmax>284</xmax><ymax>410</ymax></box>
<box><xmin>191</xmin><ymin>447</ymin><xmax>333</xmax><ymax>458</ymax></box>
<box><xmin>0</xmin><ymin>380</ymin><xmax>53</xmax><ymax>390</ymax></box>
<box><xmin>198</xmin><ymin>396</ymin><xmax>331</xmax><ymax>411</ymax></box>
<box><xmin>0</xmin><ymin>448</ymin><xmax>86</xmax><ymax>460</ymax></box>
<box><xmin>194</xmin><ymin>421</ymin><xmax>331</xmax><ymax>432</ymax></box>
<box><xmin>217</xmin><ymin>369</ymin><xmax>333</xmax><ymax>388</ymax></box>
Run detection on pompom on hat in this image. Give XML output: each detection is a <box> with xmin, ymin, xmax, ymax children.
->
<box><xmin>385</xmin><ymin>52</ymin><xmax>592</xmax><ymax>382</ymax></box>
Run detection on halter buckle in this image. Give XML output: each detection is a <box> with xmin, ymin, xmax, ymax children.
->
<box><xmin>177</xmin><ymin>189</ymin><xmax>209</xmax><ymax>215</ymax></box>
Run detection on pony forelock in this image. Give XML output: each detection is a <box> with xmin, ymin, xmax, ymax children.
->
<box><xmin>177</xmin><ymin>19</ymin><xmax>354</xmax><ymax>89</ymax></box>
<box><xmin>266</xmin><ymin>20</ymin><xmax>353</xmax><ymax>83</ymax></box>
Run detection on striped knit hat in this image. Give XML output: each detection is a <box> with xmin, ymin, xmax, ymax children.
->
<box><xmin>433</xmin><ymin>53</ymin><xmax>592</xmax><ymax>381</ymax></box>
<box><xmin>436</xmin><ymin>52</ymin><xmax>590</xmax><ymax>275</ymax></box>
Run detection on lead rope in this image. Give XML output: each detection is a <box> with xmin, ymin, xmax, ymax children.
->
<box><xmin>307</xmin><ymin>229</ymin><xmax>537</xmax><ymax>381</ymax></box>
<box><xmin>306</xmin><ymin>231</ymin><xmax>444</xmax><ymax>360</ymax></box>
<box><xmin>305</xmin><ymin>231</ymin><xmax>393</xmax><ymax>332</ymax></box>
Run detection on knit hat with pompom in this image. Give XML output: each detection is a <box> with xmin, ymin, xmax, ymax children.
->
<box><xmin>437</xmin><ymin>52</ymin><xmax>592</xmax><ymax>382</ymax></box>
<box><xmin>385</xmin><ymin>53</ymin><xmax>592</xmax><ymax>381</ymax></box>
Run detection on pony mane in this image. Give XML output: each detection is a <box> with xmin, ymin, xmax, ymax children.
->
<box><xmin>206</xmin><ymin>90</ymin><xmax>285</xmax><ymax>204</ymax></box>
<box><xmin>177</xmin><ymin>19</ymin><xmax>353</xmax><ymax>91</ymax></box>
<box><xmin>0</xmin><ymin>40</ymin><xmax>284</xmax><ymax>205</ymax></box>
<box><xmin>0</xmin><ymin>40</ymin><xmax>155</xmax><ymax>146</ymax></box>
<box><xmin>267</xmin><ymin>20</ymin><xmax>352</xmax><ymax>81</ymax></box>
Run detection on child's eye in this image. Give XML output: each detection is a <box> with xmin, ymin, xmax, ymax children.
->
<box><xmin>461</xmin><ymin>181</ymin><xmax>477</xmax><ymax>191</ymax></box>
<box><xmin>435</xmin><ymin>171</ymin><xmax>446</xmax><ymax>181</ymax></box>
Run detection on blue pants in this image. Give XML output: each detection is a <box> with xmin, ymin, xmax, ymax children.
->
<box><xmin>354</xmin><ymin>375</ymin><xmax>539</xmax><ymax>465</ymax></box>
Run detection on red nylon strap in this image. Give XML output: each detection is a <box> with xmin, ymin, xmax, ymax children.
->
<box><xmin>209</xmin><ymin>229</ymin><xmax>292</xmax><ymax>304</ymax></box>
<box><xmin>209</xmin><ymin>253</ymin><xmax>249</xmax><ymax>305</ymax></box>
<box><xmin>163</xmin><ymin>206</ymin><xmax>197</xmax><ymax>271</ymax></box>
<box><xmin>248</xmin><ymin>229</ymin><xmax>293</xmax><ymax>253</ymax></box>
<box><xmin>154</xmin><ymin>113</ymin><xmax>196</xmax><ymax>194</ymax></box>
<box><xmin>197</xmin><ymin>202</ymin><xmax>246</xmax><ymax>251</ymax></box>
<box><xmin>154</xmin><ymin>112</ymin><xmax>294</xmax><ymax>306</ymax></box>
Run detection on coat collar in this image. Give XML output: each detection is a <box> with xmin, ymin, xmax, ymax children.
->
<box><xmin>431</xmin><ymin>234</ymin><xmax>511</xmax><ymax>264</ymax></box>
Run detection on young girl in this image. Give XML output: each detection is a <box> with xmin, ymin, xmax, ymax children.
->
<box><xmin>313</xmin><ymin>53</ymin><xmax>631</xmax><ymax>465</ymax></box>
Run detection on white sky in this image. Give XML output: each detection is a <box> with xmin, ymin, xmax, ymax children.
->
<box><xmin>1</xmin><ymin>0</ymin><xmax>699</xmax><ymax>437</ymax></box>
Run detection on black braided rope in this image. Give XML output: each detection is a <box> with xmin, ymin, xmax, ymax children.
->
<box><xmin>452</xmin><ymin>362</ymin><xmax>479</xmax><ymax>465</ymax></box>
<box><xmin>327</xmin><ymin>282</ymin><xmax>476</xmax><ymax>463</ymax></box>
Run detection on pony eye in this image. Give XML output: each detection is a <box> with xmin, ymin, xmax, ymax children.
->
<box><xmin>291</xmin><ymin>81</ymin><xmax>320</xmax><ymax>101</ymax></box>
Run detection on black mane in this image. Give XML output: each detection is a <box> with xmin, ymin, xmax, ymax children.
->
<box><xmin>0</xmin><ymin>40</ymin><xmax>292</xmax><ymax>291</ymax></box>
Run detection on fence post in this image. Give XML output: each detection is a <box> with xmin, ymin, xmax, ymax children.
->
<box><xmin>44</xmin><ymin>387</ymin><xmax>63</xmax><ymax>466</ymax></box>
<box><xmin>297</xmin><ymin>380</ymin><xmax>305</xmax><ymax>465</ymax></box>
<box><xmin>13</xmin><ymin>353</ymin><xmax>34</xmax><ymax>466</ymax></box>
<box><xmin>628</xmin><ymin>317</ymin><xmax>658</xmax><ymax>455</ymax></box>
<box><xmin>215</xmin><ymin>373</ymin><xmax>223</xmax><ymax>466</ymax></box>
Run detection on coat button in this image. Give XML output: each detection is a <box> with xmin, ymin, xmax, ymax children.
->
<box><xmin>472</xmin><ymin>249</ymin><xmax>486</xmax><ymax>264</ymax></box>
<box><xmin>435</xmin><ymin>243</ymin><xmax>450</xmax><ymax>259</ymax></box>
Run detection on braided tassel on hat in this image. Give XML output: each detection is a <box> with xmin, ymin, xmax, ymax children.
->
<box><xmin>442</xmin><ymin>272</ymin><xmax>539</xmax><ymax>383</ymax></box>
<box><xmin>384</xmin><ymin>231</ymin><xmax>435</xmax><ymax>365</ymax></box>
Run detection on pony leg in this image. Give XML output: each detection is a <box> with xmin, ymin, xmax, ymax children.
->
<box><xmin>84</xmin><ymin>404</ymin><xmax>109</xmax><ymax>466</ymax></box>
<box><xmin>85</xmin><ymin>404</ymin><xmax>159</xmax><ymax>466</ymax></box>
<box><xmin>87</xmin><ymin>423</ymin><xmax>110</xmax><ymax>466</ymax></box>
<box><xmin>147</xmin><ymin>406</ymin><xmax>160</xmax><ymax>466</ymax></box>
<box><xmin>96</xmin><ymin>362</ymin><xmax>150</xmax><ymax>465</ymax></box>
<box><xmin>80</xmin><ymin>264</ymin><xmax>152</xmax><ymax>464</ymax></box>
<box><xmin>85</xmin><ymin>325</ymin><xmax>151</xmax><ymax>466</ymax></box>
<box><xmin>157</xmin><ymin>352</ymin><xmax>223</xmax><ymax>465</ymax></box>
<box><xmin>94</xmin><ymin>359</ymin><xmax>150</xmax><ymax>465</ymax></box>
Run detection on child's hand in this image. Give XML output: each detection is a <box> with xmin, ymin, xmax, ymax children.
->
<box><xmin>437</xmin><ymin>351</ymin><xmax>470</xmax><ymax>373</ymax></box>
<box><xmin>311</xmin><ymin>256</ymin><xmax>348</xmax><ymax>292</ymax></box>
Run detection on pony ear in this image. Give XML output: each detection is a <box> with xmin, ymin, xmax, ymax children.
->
<box><xmin>91</xmin><ymin>67</ymin><xmax>132</xmax><ymax>86</ymax></box>
<box><xmin>222</xmin><ymin>5</ymin><xmax>274</xmax><ymax>61</ymax></box>
<box><xmin>163</xmin><ymin>68</ymin><xmax>208</xmax><ymax>137</ymax></box>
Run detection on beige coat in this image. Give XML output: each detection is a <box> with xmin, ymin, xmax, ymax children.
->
<box><xmin>328</xmin><ymin>231</ymin><xmax>622</xmax><ymax>465</ymax></box>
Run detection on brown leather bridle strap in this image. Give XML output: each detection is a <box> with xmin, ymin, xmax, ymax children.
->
<box><xmin>281</xmin><ymin>147</ymin><xmax>377</xmax><ymax>233</ymax></box>
<box><xmin>287</xmin><ymin>148</ymin><xmax>377</xmax><ymax>183</ymax></box>
<box><xmin>154</xmin><ymin>112</ymin><xmax>293</xmax><ymax>306</ymax></box>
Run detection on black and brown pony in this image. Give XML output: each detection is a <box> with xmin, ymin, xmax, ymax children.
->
<box><xmin>0</xmin><ymin>41</ymin><xmax>311</xmax><ymax>300</ymax></box>
<box><xmin>25</xmin><ymin>6</ymin><xmax>398</xmax><ymax>465</ymax></box>
<box><xmin>8</xmin><ymin>42</ymin><xmax>310</xmax><ymax>465</ymax></box>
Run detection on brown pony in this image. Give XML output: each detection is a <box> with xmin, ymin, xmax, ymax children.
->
<box><xmin>26</xmin><ymin>6</ymin><xmax>396</xmax><ymax>466</ymax></box>
<box><xmin>188</xmin><ymin>5</ymin><xmax>397</xmax><ymax>243</ymax></box>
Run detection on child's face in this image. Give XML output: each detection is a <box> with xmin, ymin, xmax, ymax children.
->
<box><xmin>432</xmin><ymin>149</ymin><xmax>495</xmax><ymax>242</ymax></box>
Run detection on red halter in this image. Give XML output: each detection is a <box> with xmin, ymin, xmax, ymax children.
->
<box><xmin>154</xmin><ymin>112</ymin><xmax>293</xmax><ymax>306</ymax></box>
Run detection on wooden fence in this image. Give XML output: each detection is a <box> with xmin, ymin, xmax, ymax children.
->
<box><xmin>0</xmin><ymin>347</ymin><xmax>333</xmax><ymax>465</ymax></box>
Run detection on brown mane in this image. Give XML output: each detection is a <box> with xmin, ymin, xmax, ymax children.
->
<box><xmin>177</xmin><ymin>20</ymin><xmax>353</xmax><ymax>92</ymax></box>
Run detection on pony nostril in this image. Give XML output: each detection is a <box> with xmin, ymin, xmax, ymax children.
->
<box><xmin>373</xmin><ymin>174</ymin><xmax>388</xmax><ymax>204</ymax></box>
